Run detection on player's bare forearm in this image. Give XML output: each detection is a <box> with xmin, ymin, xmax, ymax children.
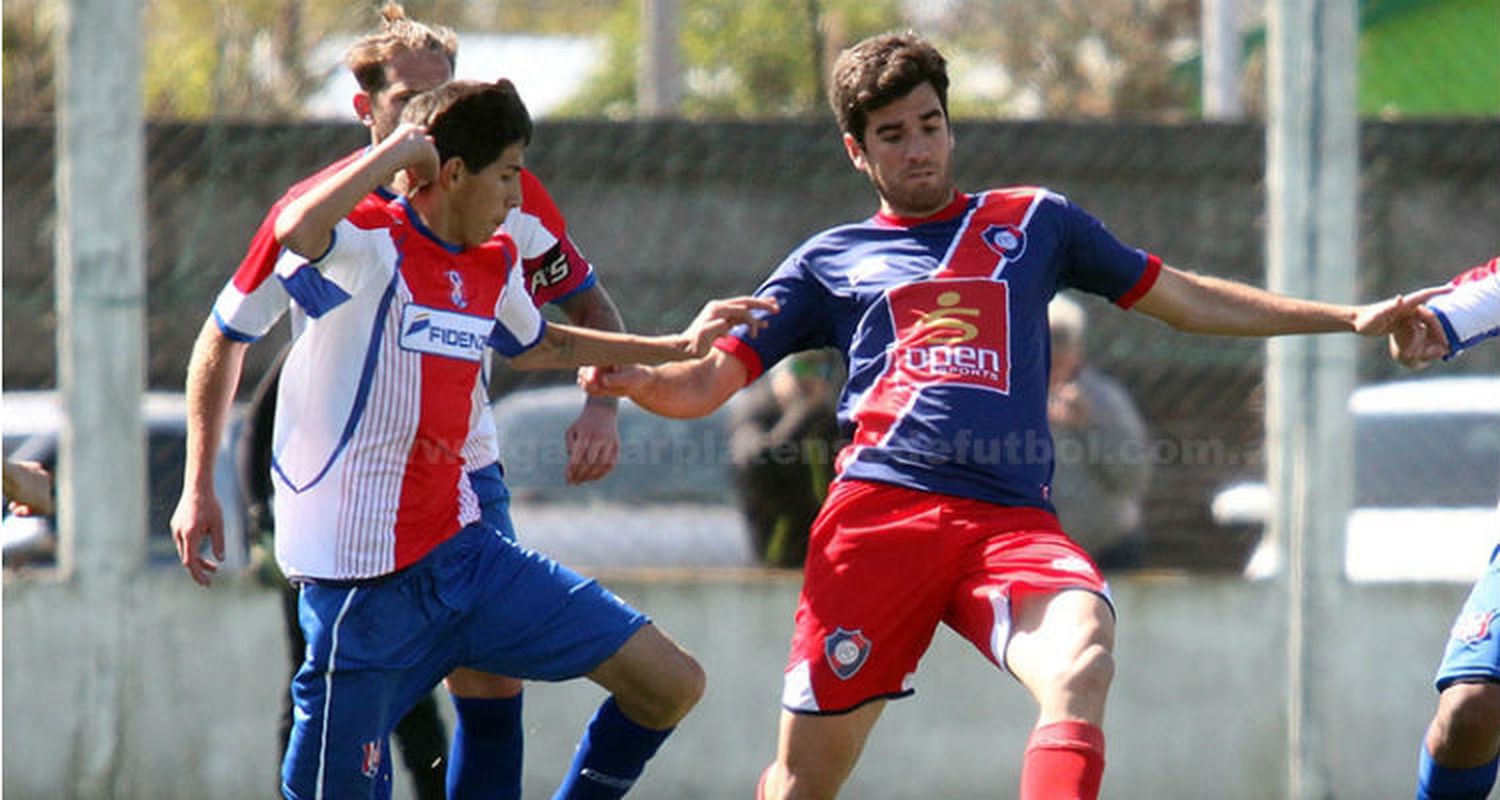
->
<box><xmin>1133</xmin><ymin>266</ymin><xmax>1443</xmax><ymax>338</ymax></box>
<box><xmin>509</xmin><ymin>324</ymin><xmax>692</xmax><ymax>371</ymax></box>
<box><xmin>275</xmin><ymin>124</ymin><xmax>437</xmax><ymax>258</ymax></box>
<box><xmin>582</xmin><ymin>351</ymin><xmax>747</xmax><ymax>419</ymax></box>
<box><xmin>1132</xmin><ymin>267</ymin><xmax>1356</xmax><ymax>335</ymax></box>
<box><xmin>181</xmin><ymin>320</ymin><xmax>247</xmax><ymax>493</ymax></box>
<box><xmin>510</xmin><ymin>295</ymin><xmax>776</xmax><ymax>370</ymax></box>
<box><xmin>558</xmin><ymin>283</ymin><xmax>626</xmax><ymax>407</ymax></box>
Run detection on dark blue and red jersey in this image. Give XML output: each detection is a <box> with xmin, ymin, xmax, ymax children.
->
<box><xmin>716</xmin><ymin>187</ymin><xmax>1160</xmax><ymax>511</ymax></box>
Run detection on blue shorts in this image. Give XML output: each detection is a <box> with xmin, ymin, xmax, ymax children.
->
<box><xmin>281</xmin><ymin>523</ymin><xmax>648</xmax><ymax>799</ymax></box>
<box><xmin>1435</xmin><ymin>543</ymin><xmax>1500</xmax><ymax>691</ymax></box>
<box><xmin>469</xmin><ymin>462</ymin><xmax>517</xmax><ymax>541</ymax></box>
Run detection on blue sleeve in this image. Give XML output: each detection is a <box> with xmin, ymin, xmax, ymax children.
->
<box><xmin>727</xmin><ymin>254</ymin><xmax>837</xmax><ymax>378</ymax></box>
<box><xmin>1056</xmin><ymin>198</ymin><xmax>1155</xmax><ymax>304</ymax></box>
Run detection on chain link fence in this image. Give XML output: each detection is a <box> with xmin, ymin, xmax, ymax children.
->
<box><xmin>4</xmin><ymin>0</ymin><xmax>1497</xmax><ymax>572</ymax></box>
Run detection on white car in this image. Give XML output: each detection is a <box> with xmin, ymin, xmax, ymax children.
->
<box><xmin>1215</xmin><ymin>376</ymin><xmax>1500</xmax><ymax>582</ymax></box>
<box><xmin>2</xmin><ymin>390</ymin><xmax>246</xmax><ymax>570</ymax></box>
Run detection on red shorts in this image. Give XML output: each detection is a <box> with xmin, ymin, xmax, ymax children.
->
<box><xmin>781</xmin><ymin>479</ymin><xmax>1113</xmax><ymax>714</ymax></box>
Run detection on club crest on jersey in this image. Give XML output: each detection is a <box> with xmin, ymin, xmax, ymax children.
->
<box><xmin>447</xmin><ymin>269</ymin><xmax>468</xmax><ymax>308</ymax></box>
<box><xmin>824</xmin><ymin>628</ymin><xmax>872</xmax><ymax>680</ymax></box>
<box><xmin>981</xmin><ymin>224</ymin><xmax>1027</xmax><ymax>262</ymax></box>
<box><xmin>887</xmin><ymin>279</ymin><xmax>1011</xmax><ymax>393</ymax></box>
<box><xmin>1451</xmin><ymin>610</ymin><xmax>1494</xmax><ymax>644</ymax></box>
<box><xmin>399</xmin><ymin>304</ymin><xmax>492</xmax><ymax>362</ymax></box>
<box><xmin>360</xmin><ymin>740</ymin><xmax>383</xmax><ymax>778</ymax></box>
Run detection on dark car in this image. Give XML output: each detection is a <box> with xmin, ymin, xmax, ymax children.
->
<box><xmin>2</xmin><ymin>390</ymin><xmax>246</xmax><ymax>570</ymax></box>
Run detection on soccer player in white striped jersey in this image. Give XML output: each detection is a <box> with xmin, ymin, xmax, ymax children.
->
<box><xmin>174</xmin><ymin>79</ymin><xmax>773</xmax><ymax>799</ymax></box>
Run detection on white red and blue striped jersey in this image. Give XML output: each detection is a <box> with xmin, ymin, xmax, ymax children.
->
<box><xmin>246</xmin><ymin>197</ymin><xmax>542</xmax><ymax>580</ymax></box>
<box><xmin>213</xmin><ymin>151</ymin><xmax>598</xmax><ymax>472</ymax></box>
<box><xmin>1430</xmin><ymin>256</ymin><xmax>1500</xmax><ymax>358</ymax></box>
<box><xmin>716</xmin><ymin>188</ymin><xmax>1159</xmax><ymax>511</ymax></box>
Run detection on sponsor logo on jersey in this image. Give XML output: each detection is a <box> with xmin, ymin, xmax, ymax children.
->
<box><xmin>824</xmin><ymin>627</ymin><xmax>872</xmax><ymax>680</ymax></box>
<box><xmin>887</xmin><ymin>279</ymin><xmax>1011</xmax><ymax>392</ymax></box>
<box><xmin>360</xmin><ymin>740</ymin><xmax>383</xmax><ymax>778</ymax></box>
<box><xmin>447</xmin><ymin>269</ymin><xmax>468</xmax><ymax>309</ymax></box>
<box><xmin>528</xmin><ymin>245</ymin><xmax>573</xmax><ymax>294</ymax></box>
<box><xmin>1451</xmin><ymin>609</ymin><xmax>1494</xmax><ymax>644</ymax></box>
<box><xmin>1050</xmin><ymin>555</ymin><xmax>1096</xmax><ymax>575</ymax></box>
<box><xmin>981</xmin><ymin>223</ymin><xmax>1027</xmax><ymax>262</ymax></box>
<box><xmin>846</xmin><ymin>256</ymin><xmax>890</xmax><ymax>286</ymax></box>
<box><xmin>399</xmin><ymin>304</ymin><xmax>492</xmax><ymax>362</ymax></box>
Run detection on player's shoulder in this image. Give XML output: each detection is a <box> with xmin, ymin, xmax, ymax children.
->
<box><xmin>980</xmin><ymin>185</ymin><xmax>1069</xmax><ymax>207</ymax></box>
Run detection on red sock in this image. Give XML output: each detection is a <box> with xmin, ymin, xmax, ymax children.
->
<box><xmin>1019</xmin><ymin>721</ymin><xmax>1106</xmax><ymax>800</ymax></box>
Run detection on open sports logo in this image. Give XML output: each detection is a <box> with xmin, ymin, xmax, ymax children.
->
<box><xmin>886</xmin><ymin>278</ymin><xmax>1011</xmax><ymax>393</ymax></box>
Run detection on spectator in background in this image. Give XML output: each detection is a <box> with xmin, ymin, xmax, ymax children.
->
<box><xmin>1046</xmin><ymin>293</ymin><xmax>1152</xmax><ymax>570</ymax></box>
<box><xmin>729</xmin><ymin>349</ymin><xmax>844</xmax><ymax>568</ymax></box>
<box><xmin>3</xmin><ymin>459</ymin><xmax>54</xmax><ymax>518</ymax></box>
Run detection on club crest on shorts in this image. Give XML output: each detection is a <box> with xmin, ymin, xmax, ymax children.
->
<box><xmin>360</xmin><ymin>739</ymin><xmax>383</xmax><ymax>778</ymax></box>
<box><xmin>824</xmin><ymin>627</ymin><xmax>872</xmax><ymax>680</ymax></box>
<box><xmin>1451</xmin><ymin>609</ymin><xmax>1495</xmax><ymax>644</ymax></box>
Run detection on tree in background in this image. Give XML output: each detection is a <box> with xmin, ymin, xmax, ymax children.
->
<box><xmin>559</xmin><ymin>0</ymin><xmax>904</xmax><ymax>119</ymax></box>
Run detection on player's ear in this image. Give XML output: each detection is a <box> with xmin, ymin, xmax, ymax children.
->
<box><xmin>353</xmin><ymin>93</ymin><xmax>374</xmax><ymax>127</ymax></box>
<box><xmin>438</xmin><ymin>155</ymin><xmax>467</xmax><ymax>188</ymax></box>
<box><xmin>842</xmin><ymin>132</ymin><xmax>868</xmax><ymax>173</ymax></box>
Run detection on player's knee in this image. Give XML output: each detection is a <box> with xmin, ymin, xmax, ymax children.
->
<box><xmin>444</xmin><ymin>668</ymin><xmax>523</xmax><ymax>699</ymax></box>
<box><xmin>1439</xmin><ymin>682</ymin><xmax>1500</xmax><ymax>746</ymax></box>
<box><xmin>632</xmin><ymin>651</ymin><xmax>706</xmax><ymax>729</ymax></box>
<box><xmin>1065</xmin><ymin>643</ymin><xmax>1115</xmax><ymax>697</ymax></box>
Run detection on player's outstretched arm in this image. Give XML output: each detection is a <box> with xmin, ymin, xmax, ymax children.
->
<box><xmin>579</xmin><ymin>349</ymin><xmax>750</xmax><ymax>420</ymax></box>
<box><xmin>508</xmin><ymin>296</ymin><xmax>777</xmax><ymax>371</ymax></box>
<box><xmin>1132</xmin><ymin>264</ymin><xmax>1448</xmax><ymax>337</ymax></box>
<box><xmin>274</xmin><ymin>123</ymin><xmax>439</xmax><ymax>259</ymax></box>
<box><xmin>170</xmin><ymin>319</ymin><xmax>248</xmax><ymax>587</ymax></box>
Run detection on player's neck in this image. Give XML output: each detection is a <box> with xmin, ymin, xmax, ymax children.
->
<box><xmin>406</xmin><ymin>191</ymin><xmax>464</xmax><ymax>249</ymax></box>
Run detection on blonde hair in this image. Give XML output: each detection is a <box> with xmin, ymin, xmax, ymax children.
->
<box><xmin>343</xmin><ymin>2</ymin><xmax>458</xmax><ymax>93</ymax></box>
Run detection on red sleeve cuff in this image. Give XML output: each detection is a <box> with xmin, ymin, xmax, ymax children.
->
<box><xmin>713</xmin><ymin>335</ymin><xmax>764</xmax><ymax>385</ymax></box>
<box><xmin>1115</xmin><ymin>253</ymin><xmax>1162</xmax><ymax>309</ymax></box>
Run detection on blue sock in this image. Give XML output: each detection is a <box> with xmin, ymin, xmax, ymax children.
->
<box><xmin>552</xmin><ymin>697</ymin><xmax>673</xmax><ymax>800</ymax></box>
<box><xmin>1417</xmin><ymin>745</ymin><xmax>1499</xmax><ymax>800</ymax></box>
<box><xmin>447</xmin><ymin>693</ymin><xmax>524</xmax><ymax>800</ymax></box>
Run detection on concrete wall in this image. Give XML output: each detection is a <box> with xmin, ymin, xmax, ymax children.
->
<box><xmin>3</xmin><ymin>566</ymin><xmax>1469</xmax><ymax>798</ymax></box>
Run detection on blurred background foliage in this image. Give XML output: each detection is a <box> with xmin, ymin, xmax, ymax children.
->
<box><xmin>5</xmin><ymin>0</ymin><xmax>1495</xmax><ymax>123</ymax></box>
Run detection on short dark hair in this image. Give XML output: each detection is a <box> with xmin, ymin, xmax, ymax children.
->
<box><xmin>402</xmin><ymin>79</ymin><xmax>533</xmax><ymax>174</ymax></box>
<box><xmin>828</xmin><ymin>32</ymin><xmax>950</xmax><ymax>145</ymax></box>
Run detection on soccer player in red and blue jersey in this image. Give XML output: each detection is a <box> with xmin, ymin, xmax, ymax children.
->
<box><xmin>582</xmin><ymin>32</ymin><xmax>1437</xmax><ymax>800</ymax></box>
<box><xmin>1387</xmin><ymin>256</ymin><xmax>1500</xmax><ymax>800</ymax></box>
<box><xmin>173</xmin><ymin>79</ymin><xmax>773</xmax><ymax>800</ymax></box>
<box><xmin>173</xmin><ymin>6</ymin><xmax>631</xmax><ymax>798</ymax></box>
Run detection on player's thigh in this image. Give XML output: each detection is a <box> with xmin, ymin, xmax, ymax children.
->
<box><xmin>586</xmin><ymin>623</ymin><xmax>704</xmax><ymax>726</ymax></box>
<box><xmin>775</xmin><ymin>703</ymin><xmax>886</xmax><ymax>797</ymax></box>
<box><xmin>463</xmin><ymin>543</ymin><xmax>647</xmax><ymax>681</ymax></box>
<box><xmin>1003</xmin><ymin>588</ymin><xmax>1115</xmax><ymax>690</ymax></box>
